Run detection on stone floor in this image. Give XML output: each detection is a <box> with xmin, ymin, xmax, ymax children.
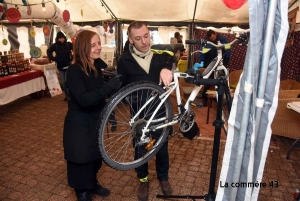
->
<box><xmin>0</xmin><ymin>92</ymin><xmax>299</xmax><ymax>201</ymax></box>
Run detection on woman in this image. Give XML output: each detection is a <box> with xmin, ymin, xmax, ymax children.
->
<box><xmin>63</xmin><ymin>30</ymin><xmax>122</xmax><ymax>201</ymax></box>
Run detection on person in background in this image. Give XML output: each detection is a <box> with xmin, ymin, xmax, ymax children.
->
<box><xmin>177</xmin><ymin>35</ymin><xmax>183</xmax><ymax>43</ymax></box>
<box><xmin>200</xmin><ymin>29</ymin><xmax>231</xmax><ymax>106</ymax></box>
<box><xmin>117</xmin><ymin>21</ymin><xmax>173</xmax><ymax>201</ymax></box>
<box><xmin>179</xmin><ymin>46</ymin><xmax>186</xmax><ymax>58</ymax></box>
<box><xmin>47</xmin><ymin>31</ymin><xmax>73</xmax><ymax>101</ymax></box>
<box><xmin>123</xmin><ymin>32</ymin><xmax>130</xmax><ymax>53</ymax></box>
<box><xmin>63</xmin><ymin>30</ymin><xmax>122</xmax><ymax>201</ymax></box>
<box><xmin>170</xmin><ymin>31</ymin><xmax>180</xmax><ymax>44</ymax></box>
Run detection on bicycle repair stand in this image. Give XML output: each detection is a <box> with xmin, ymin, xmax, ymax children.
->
<box><xmin>157</xmin><ymin>77</ymin><xmax>227</xmax><ymax>201</ymax></box>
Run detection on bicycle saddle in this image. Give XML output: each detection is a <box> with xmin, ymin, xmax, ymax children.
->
<box><xmin>151</xmin><ymin>44</ymin><xmax>184</xmax><ymax>55</ymax></box>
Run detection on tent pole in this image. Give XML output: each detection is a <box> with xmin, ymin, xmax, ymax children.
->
<box><xmin>254</xmin><ymin>0</ymin><xmax>277</xmax><ymax>135</ymax></box>
<box><xmin>157</xmin><ymin>78</ymin><xmax>227</xmax><ymax>201</ymax></box>
<box><xmin>114</xmin><ymin>20</ymin><xmax>122</xmax><ymax>64</ymax></box>
<box><xmin>187</xmin><ymin>0</ymin><xmax>198</xmax><ymax>70</ymax></box>
<box><xmin>229</xmin><ymin>0</ymin><xmax>278</xmax><ymax>200</ymax></box>
<box><xmin>187</xmin><ymin>23</ymin><xmax>194</xmax><ymax>70</ymax></box>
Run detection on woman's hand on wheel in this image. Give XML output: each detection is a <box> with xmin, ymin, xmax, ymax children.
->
<box><xmin>160</xmin><ymin>69</ymin><xmax>173</xmax><ymax>86</ymax></box>
<box><xmin>107</xmin><ymin>74</ymin><xmax>122</xmax><ymax>91</ymax></box>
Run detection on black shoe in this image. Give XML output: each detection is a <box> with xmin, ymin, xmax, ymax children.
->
<box><xmin>160</xmin><ymin>180</ymin><xmax>172</xmax><ymax>195</ymax></box>
<box><xmin>137</xmin><ymin>180</ymin><xmax>149</xmax><ymax>201</ymax></box>
<box><xmin>75</xmin><ymin>191</ymin><xmax>92</xmax><ymax>201</ymax></box>
<box><xmin>91</xmin><ymin>183</ymin><xmax>110</xmax><ymax>197</ymax></box>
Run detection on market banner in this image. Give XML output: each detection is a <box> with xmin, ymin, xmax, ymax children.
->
<box><xmin>45</xmin><ymin>69</ymin><xmax>62</xmax><ymax>97</ymax></box>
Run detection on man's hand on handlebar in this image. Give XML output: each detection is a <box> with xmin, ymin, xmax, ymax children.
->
<box><xmin>160</xmin><ymin>68</ymin><xmax>173</xmax><ymax>87</ymax></box>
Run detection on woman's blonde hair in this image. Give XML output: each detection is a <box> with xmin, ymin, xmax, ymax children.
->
<box><xmin>73</xmin><ymin>30</ymin><xmax>99</xmax><ymax>76</ymax></box>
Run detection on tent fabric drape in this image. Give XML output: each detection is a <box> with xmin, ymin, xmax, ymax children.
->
<box><xmin>7</xmin><ymin>26</ymin><xmax>20</xmax><ymax>50</ymax></box>
<box><xmin>216</xmin><ymin>0</ymin><xmax>288</xmax><ymax>200</ymax></box>
<box><xmin>281</xmin><ymin>31</ymin><xmax>300</xmax><ymax>80</ymax></box>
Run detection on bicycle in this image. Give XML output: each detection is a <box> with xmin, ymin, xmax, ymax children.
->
<box><xmin>97</xmin><ymin>33</ymin><xmax>248</xmax><ymax>171</ymax></box>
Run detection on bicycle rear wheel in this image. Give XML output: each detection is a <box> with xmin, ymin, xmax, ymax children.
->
<box><xmin>98</xmin><ymin>81</ymin><xmax>173</xmax><ymax>170</ymax></box>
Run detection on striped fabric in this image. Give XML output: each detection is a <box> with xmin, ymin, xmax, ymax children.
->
<box><xmin>0</xmin><ymin>25</ymin><xmax>58</xmax><ymax>58</ymax></box>
<box><xmin>216</xmin><ymin>0</ymin><xmax>288</xmax><ymax>200</ymax></box>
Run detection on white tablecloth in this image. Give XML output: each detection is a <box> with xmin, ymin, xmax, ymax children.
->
<box><xmin>287</xmin><ymin>101</ymin><xmax>300</xmax><ymax>113</ymax></box>
<box><xmin>30</xmin><ymin>63</ymin><xmax>57</xmax><ymax>76</ymax></box>
<box><xmin>0</xmin><ymin>76</ymin><xmax>46</xmax><ymax>105</ymax></box>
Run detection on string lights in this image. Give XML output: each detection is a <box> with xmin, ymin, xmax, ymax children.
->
<box><xmin>42</xmin><ymin>0</ymin><xmax>45</xmax><ymax>12</ymax></box>
<box><xmin>3</xmin><ymin>0</ymin><xmax>53</xmax><ymax>6</ymax></box>
<box><xmin>100</xmin><ymin>0</ymin><xmax>116</xmax><ymax>19</ymax></box>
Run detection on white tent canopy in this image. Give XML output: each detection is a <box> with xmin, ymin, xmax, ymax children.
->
<box><xmin>0</xmin><ymin>0</ymin><xmax>249</xmax><ymax>23</ymax></box>
<box><xmin>0</xmin><ymin>0</ymin><xmax>299</xmax><ymax>24</ymax></box>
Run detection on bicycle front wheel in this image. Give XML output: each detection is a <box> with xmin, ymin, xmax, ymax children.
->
<box><xmin>98</xmin><ymin>81</ymin><xmax>173</xmax><ymax>170</ymax></box>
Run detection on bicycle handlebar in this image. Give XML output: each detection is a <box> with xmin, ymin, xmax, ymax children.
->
<box><xmin>185</xmin><ymin>33</ymin><xmax>248</xmax><ymax>48</ymax></box>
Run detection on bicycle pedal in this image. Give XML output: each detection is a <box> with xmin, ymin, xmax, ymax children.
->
<box><xmin>145</xmin><ymin>139</ymin><xmax>156</xmax><ymax>150</ymax></box>
<box><xmin>190</xmin><ymin>101</ymin><xmax>202</xmax><ymax>108</ymax></box>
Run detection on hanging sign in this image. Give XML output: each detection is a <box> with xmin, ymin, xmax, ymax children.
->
<box><xmin>29</xmin><ymin>46</ymin><xmax>42</xmax><ymax>58</ymax></box>
<box><xmin>30</xmin><ymin>28</ymin><xmax>36</xmax><ymax>37</ymax></box>
<box><xmin>63</xmin><ymin>10</ymin><xmax>70</xmax><ymax>22</ymax></box>
<box><xmin>2</xmin><ymin>39</ymin><xmax>7</xmax><ymax>45</ymax></box>
<box><xmin>6</xmin><ymin>8</ymin><xmax>21</xmax><ymax>23</ymax></box>
<box><xmin>43</xmin><ymin>25</ymin><xmax>50</xmax><ymax>36</ymax></box>
<box><xmin>65</xmin><ymin>32</ymin><xmax>70</xmax><ymax>40</ymax></box>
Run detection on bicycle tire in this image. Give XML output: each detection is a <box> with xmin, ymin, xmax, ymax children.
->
<box><xmin>98</xmin><ymin>81</ymin><xmax>173</xmax><ymax>170</ymax></box>
<box><xmin>222</xmin><ymin>82</ymin><xmax>232</xmax><ymax>135</ymax></box>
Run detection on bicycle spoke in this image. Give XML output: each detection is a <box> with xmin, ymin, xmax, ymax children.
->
<box><xmin>98</xmin><ymin>82</ymin><xmax>172</xmax><ymax>170</ymax></box>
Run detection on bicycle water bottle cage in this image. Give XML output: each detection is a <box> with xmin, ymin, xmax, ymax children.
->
<box><xmin>202</xmin><ymin>57</ymin><xmax>218</xmax><ymax>76</ymax></box>
<box><xmin>184</xmin><ymin>69</ymin><xmax>203</xmax><ymax>85</ymax></box>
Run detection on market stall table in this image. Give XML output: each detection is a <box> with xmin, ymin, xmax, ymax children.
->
<box><xmin>0</xmin><ymin>70</ymin><xmax>46</xmax><ymax>105</ymax></box>
<box><xmin>285</xmin><ymin>101</ymin><xmax>300</xmax><ymax>159</ymax></box>
<box><xmin>30</xmin><ymin>63</ymin><xmax>56</xmax><ymax>76</ymax></box>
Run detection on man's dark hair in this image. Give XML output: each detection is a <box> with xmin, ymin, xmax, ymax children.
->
<box><xmin>174</xmin><ymin>32</ymin><xmax>180</xmax><ymax>39</ymax></box>
<box><xmin>207</xmin><ymin>29</ymin><xmax>216</xmax><ymax>38</ymax></box>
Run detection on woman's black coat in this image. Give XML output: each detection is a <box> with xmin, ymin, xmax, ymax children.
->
<box><xmin>63</xmin><ymin>59</ymin><xmax>112</xmax><ymax>163</ymax></box>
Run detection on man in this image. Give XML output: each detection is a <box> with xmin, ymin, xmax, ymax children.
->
<box><xmin>117</xmin><ymin>21</ymin><xmax>173</xmax><ymax>201</ymax></box>
<box><xmin>200</xmin><ymin>29</ymin><xmax>231</xmax><ymax>106</ymax></box>
<box><xmin>47</xmin><ymin>31</ymin><xmax>73</xmax><ymax>101</ymax></box>
<box><xmin>170</xmin><ymin>31</ymin><xmax>180</xmax><ymax>44</ymax></box>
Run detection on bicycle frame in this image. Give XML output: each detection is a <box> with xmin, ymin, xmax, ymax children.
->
<box><xmin>136</xmin><ymin>38</ymin><xmax>242</xmax><ymax>140</ymax></box>
<box><xmin>137</xmin><ymin>68</ymin><xmax>227</xmax><ymax>141</ymax></box>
